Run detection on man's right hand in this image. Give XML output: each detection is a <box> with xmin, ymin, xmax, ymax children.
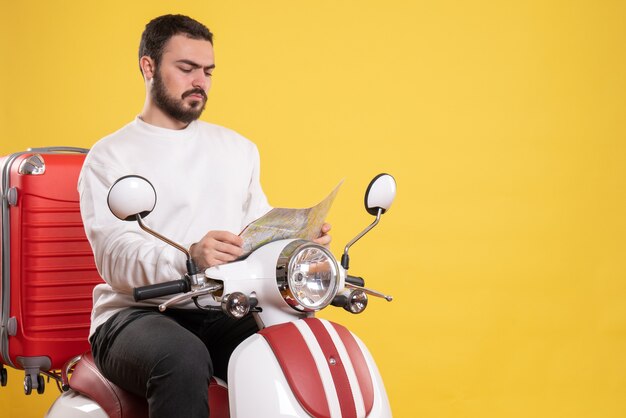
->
<box><xmin>189</xmin><ymin>231</ymin><xmax>244</xmax><ymax>268</ymax></box>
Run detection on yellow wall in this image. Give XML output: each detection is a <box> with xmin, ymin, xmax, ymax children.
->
<box><xmin>2</xmin><ymin>1</ymin><xmax>625</xmax><ymax>417</ymax></box>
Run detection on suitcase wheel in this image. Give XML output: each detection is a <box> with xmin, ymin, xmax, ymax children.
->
<box><xmin>0</xmin><ymin>366</ymin><xmax>7</xmax><ymax>387</ymax></box>
<box><xmin>37</xmin><ymin>374</ymin><xmax>45</xmax><ymax>394</ymax></box>
<box><xmin>24</xmin><ymin>375</ymin><xmax>32</xmax><ymax>395</ymax></box>
<box><xmin>23</xmin><ymin>373</ymin><xmax>46</xmax><ymax>395</ymax></box>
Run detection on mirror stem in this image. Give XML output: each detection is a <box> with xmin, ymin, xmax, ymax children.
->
<box><xmin>135</xmin><ymin>215</ymin><xmax>199</xmax><ymax>276</ymax></box>
<box><xmin>341</xmin><ymin>208</ymin><xmax>382</xmax><ymax>270</ymax></box>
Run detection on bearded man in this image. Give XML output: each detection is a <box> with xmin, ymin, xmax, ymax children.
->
<box><xmin>78</xmin><ymin>14</ymin><xmax>330</xmax><ymax>418</ymax></box>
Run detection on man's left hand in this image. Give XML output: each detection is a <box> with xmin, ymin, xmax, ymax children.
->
<box><xmin>313</xmin><ymin>222</ymin><xmax>332</xmax><ymax>246</ymax></box>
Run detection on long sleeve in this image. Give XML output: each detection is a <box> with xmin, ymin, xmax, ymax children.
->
<box><xmin>82</xmin><ymin>118</ymin><xmax>273</xmax><ymax>337</ymax></box>
<box><xmin>78</xmin><ymin>159</ymin><xmax>186</xmax><ymax>295</ymax></box>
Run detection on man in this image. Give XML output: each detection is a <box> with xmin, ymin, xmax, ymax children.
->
<box><xmin>79</xmin><ymin>14</ymin><xmax>330</xmax><ymax>418</ymax></box>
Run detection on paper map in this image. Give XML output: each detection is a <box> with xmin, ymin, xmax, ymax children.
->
<box><xmin>239</xmin><ymin>181</ymin><xmax>343</xmax><ymax>257</ymax></box>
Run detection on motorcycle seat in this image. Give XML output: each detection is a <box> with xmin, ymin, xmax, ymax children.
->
<box><xmin>69</xmin><ymin>351</ymin><xmax>229</xmax><ymax>418</ymax></box>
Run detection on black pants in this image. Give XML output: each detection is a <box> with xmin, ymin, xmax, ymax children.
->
<box><xmin>89</xmin><ymin>307</ymin><xmax>259</xmax><ymax>418</ymax></box>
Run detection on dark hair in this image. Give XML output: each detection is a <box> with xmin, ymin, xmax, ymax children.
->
<box><xmin>138</xmin><ymin>14</ymin><xmax>213</xmax><ymax>74</ymax></box>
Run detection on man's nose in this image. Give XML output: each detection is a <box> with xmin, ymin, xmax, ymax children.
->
<box><xmin>192</xmin><ymin>70</ymin><xmax>208</xmax><ymax>90</ymax></box>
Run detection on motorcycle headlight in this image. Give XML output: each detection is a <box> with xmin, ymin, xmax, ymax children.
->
<box><xmin>276</xmin><ymin>240</ymin><xmax>340</xmax><ymax>312</ymax></box>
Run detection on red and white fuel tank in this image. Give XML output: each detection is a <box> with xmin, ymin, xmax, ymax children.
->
<box><xmin>229</xmin><ymin>317</ymin><xmax>392</xmax><ymax>418</ymax></box>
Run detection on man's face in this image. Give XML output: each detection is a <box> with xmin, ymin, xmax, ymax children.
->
<box><xmin>150</xmin><ymin>34</ymin><xmax>215</xmax><ymax>124</ymax></box>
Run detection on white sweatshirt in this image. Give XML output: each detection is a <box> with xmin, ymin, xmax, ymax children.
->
<box><xmin>78</xmin><ymin>117</ymin><xmax>272</xmax><ymax>337</ymax></box>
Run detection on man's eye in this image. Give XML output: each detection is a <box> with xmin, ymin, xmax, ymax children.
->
<box><xmin>180</xmin><ymin>67</ymin><xmax>193</xmax><ymax>73</ymax></box>
<box><xmin>205</xmin><ymin>71</ymin><xmax>213</xmax><ymax>77</ymax></box>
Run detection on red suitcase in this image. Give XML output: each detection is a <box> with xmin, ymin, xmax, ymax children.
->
<box><xmin>0</xmin><ymin>147</ymin><xmax>102</xmax><ymax>394</ymax></box>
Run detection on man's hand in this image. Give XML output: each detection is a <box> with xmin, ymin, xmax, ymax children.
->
<box><xmin>313</xmin><ymin>222</ymin><xmax>332</xmax><ymax>246</ymax></box>
<box><xmin>189</xmin><ymin>231</ymin><xmax>244</xmax><ymax>268</ymax></box>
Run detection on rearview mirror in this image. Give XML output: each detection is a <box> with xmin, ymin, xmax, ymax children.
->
<box><xmin>342</xmin><ymin>173</ymin><xmax>397</xmax><ymax>270</ymax></box>
<box><xmin>364</xmin><ymin>173</ymin><xmax>396</xmax><ymax>216</ymax></box>
<box><xmin>107</xmin><ymin>175</ymin><xmax>157</xmax><ymax>221</ymax></box>
<box><xmin>106</xmin><ymin>175</ymin><xmax>198</xmax><ymax>277</ymax></box>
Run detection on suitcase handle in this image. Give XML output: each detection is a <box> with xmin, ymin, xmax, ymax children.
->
<box><xmin>26</xmin><ymin>146</ymin><xmax>89</xmax><ymax>154</ymax></box>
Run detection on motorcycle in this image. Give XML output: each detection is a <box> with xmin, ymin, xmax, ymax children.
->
<box><xmin>45</xmin><ymin>173</ymin><xmax>397</xmax><ymax>418</ymax></box>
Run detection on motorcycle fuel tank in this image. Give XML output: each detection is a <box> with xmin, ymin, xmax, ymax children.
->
<box><xmin>228</xmin><ymin>317</ymin><xmax>391</xmax><ymax>418</ymax></box>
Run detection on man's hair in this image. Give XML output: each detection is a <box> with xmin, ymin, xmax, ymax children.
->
<box><xmin>138</xmin><ymin>14</ymin><xmax>213</xmax><ymax>75</ymax></box>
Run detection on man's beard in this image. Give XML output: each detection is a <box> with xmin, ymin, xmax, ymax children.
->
<box><xmin>152</xmin><ymin>70</ymin><xmax>207</xmax><ymax>124</ymax></box>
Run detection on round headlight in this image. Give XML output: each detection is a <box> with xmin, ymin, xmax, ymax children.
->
<box><xmin>276</xmin><ymin>241</ymin><xmax>340</xmax><ymax>312</ymax></box>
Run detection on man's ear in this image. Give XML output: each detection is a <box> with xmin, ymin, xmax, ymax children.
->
<box><xmin>140</xmin><ymin>56</ymin><xmax>156</xmax><ymax>80</ymax></box>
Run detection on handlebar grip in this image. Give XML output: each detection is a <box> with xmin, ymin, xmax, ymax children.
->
<box><xmin>346</xmin><ymin>275</ymin><xmax>365</xmax><ymax>287</ymax></box>
<box><xmin>133</xmin><ymin>279</ymin><xmax>191</xmax><ymax>301</ymax></box>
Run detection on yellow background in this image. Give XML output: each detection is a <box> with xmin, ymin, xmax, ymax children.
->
<box><xmin>1</xmin><ymin>1</ymin><xmax>625</xmax><ymax>417</ymax></box>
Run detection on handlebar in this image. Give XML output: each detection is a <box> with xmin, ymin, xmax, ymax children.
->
<box><xmin>134</xmin><ymin>278</ymin><xmax>191</xmax><ymax>301</ymax></box>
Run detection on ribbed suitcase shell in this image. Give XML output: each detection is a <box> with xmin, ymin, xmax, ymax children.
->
<box><xmin>0</xmin><ymin>149</ymin><xmax>101</xmax><ymax>381</ymax></box>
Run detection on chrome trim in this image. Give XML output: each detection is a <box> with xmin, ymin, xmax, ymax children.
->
<box><xmin>221</xmin><ymin>292</ymin><xmax>250</xmax><ymax>319</ymax></box>
<box><xmin>342</xmin><ymin>208</ymin><xmax>382</xmax><ymax>266</ymax></box>
<box><xmin>158</xmin><ymin>282</ymin><xmax>222</xmax><ymax>312</ymax></box>
<box><xmin>345</xmin><ymin>289</ymin><xmax>369</xmax><ymax>314</ymax></box>
<box><xmin>276</xmin><ymin>240</ymin><xmax>340</xmax><ymax>312</ymax></box>
<box><xmin>136</xmin><ymin>215</ymin><xmax>190</xmax><ymax>257</ymax></box>
<box><xmin>27</xmin><ymin>146</ymin><xmax>89</xmax><ymax>154</ymax></box>
<box><xmin>18</xmin><ymin>154</ymin><xmax>45</xmax><ymax>175</ymax></box>
<box><xmin>61</xmin><ymin>354</ymin><xmax>83</xmax><ymax>391</ymax></box>
<box><xmin>345</xmin><ymin>282</ymin><xmax>393</xmax><ymax>302</ymax></box>
<box><xmin>135</xmin><ymin>215</ymin><xmax>201</xmax><ymax>283</ymax></box>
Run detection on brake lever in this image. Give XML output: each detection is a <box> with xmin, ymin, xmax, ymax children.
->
<box><xmin>158</xmin><ymin>281</ymin><xmax>223</xmax><ymax>312</ymax></box>
<box><xmin>345</xmin><ymin>282</ymin><xmax>393</xmax><ymax>302</ymax></box>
